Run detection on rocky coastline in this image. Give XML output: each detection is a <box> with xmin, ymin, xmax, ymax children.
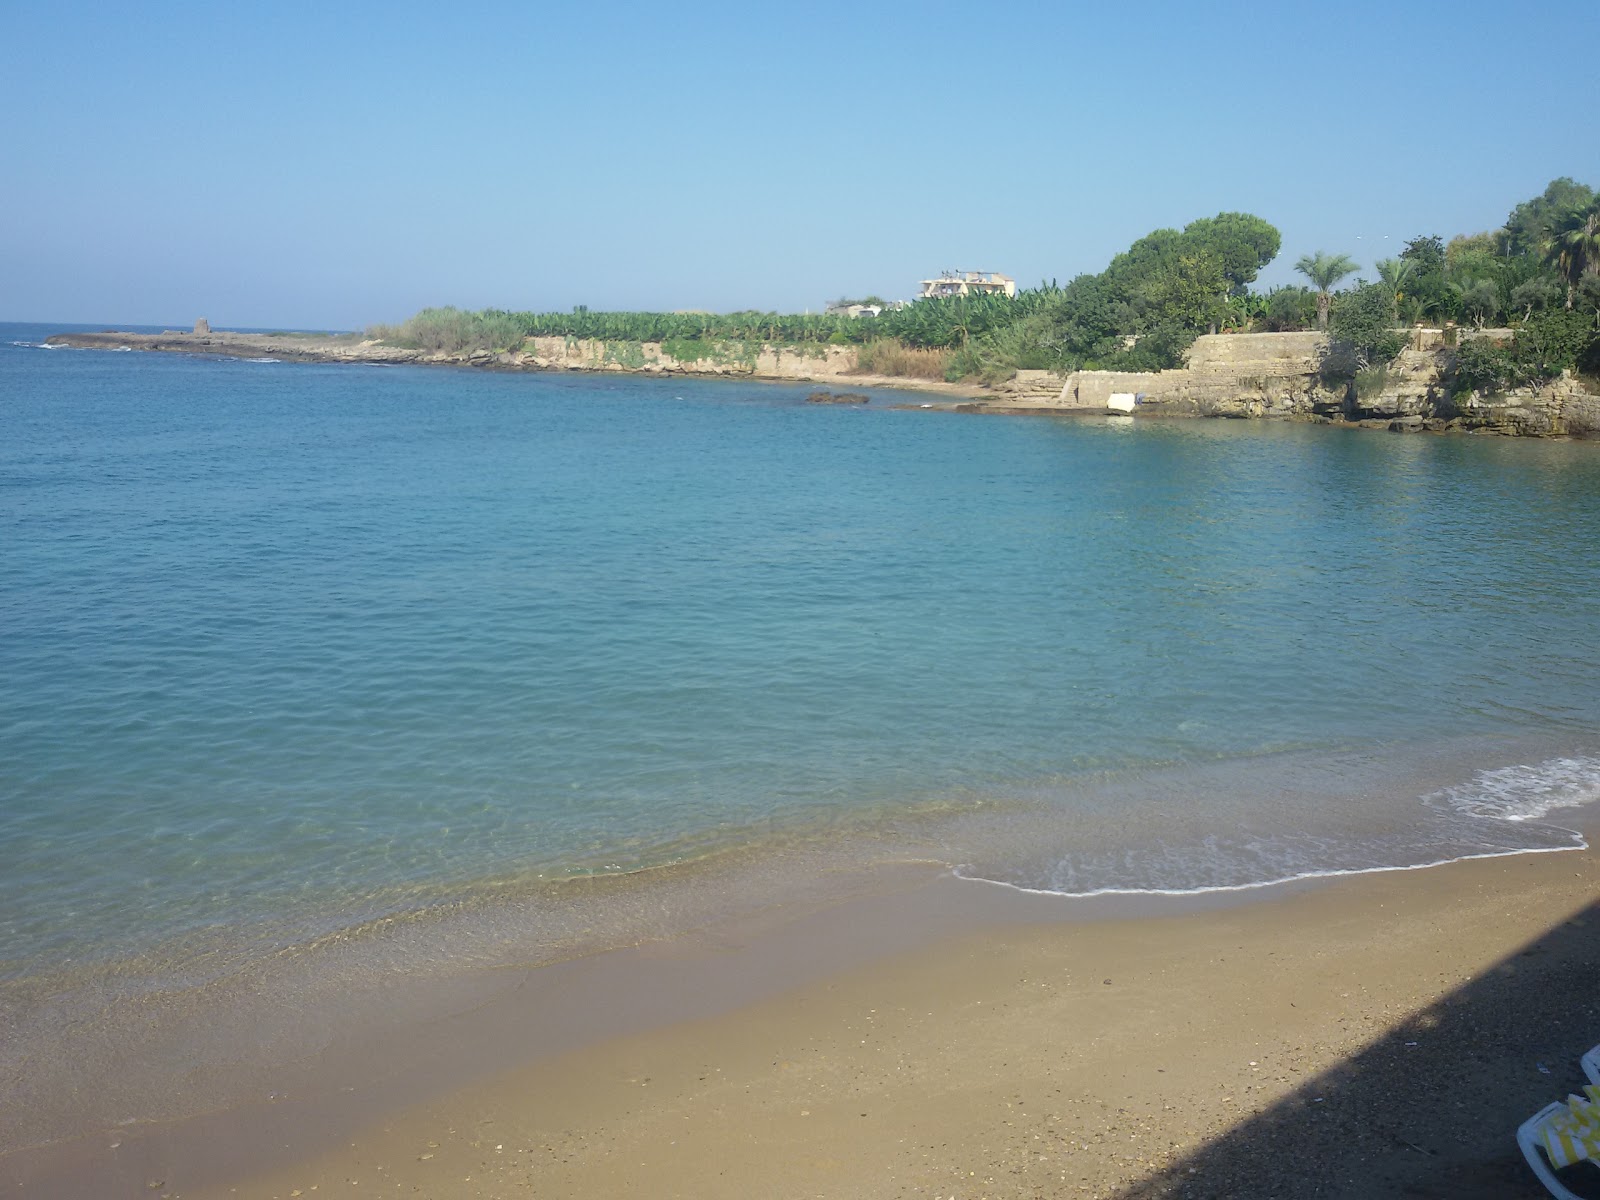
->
<box><xmin>44</xmin><ymin>328</ymin><xmax>1600</xmax><ymax>438</ymax></box>
<box><xmin>978</xmin><ymin>330</ymin><xmax>1600</xmax><ymax>438</ymax></box>
<box><xmin>41</xmin><ymin>329</ymin><xmax>984</xmax><ymax>400</ymax></box>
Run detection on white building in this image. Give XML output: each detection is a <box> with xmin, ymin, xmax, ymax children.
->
<box><xmin>918</xmin><ymin>270</ymin><xmax>1017</xmax><ymax>300</ymax></box>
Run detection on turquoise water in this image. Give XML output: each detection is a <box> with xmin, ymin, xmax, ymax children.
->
<box><xmin>5</xmin><ymin>323</ymin><xmax>1600</xmax><ymax>997</ymax></box>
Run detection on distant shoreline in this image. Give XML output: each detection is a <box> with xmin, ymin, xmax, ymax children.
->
<box><xmin>42</xmin><ymin>328</ymin><xmax>997</xmax><ymax>403</ymax></box>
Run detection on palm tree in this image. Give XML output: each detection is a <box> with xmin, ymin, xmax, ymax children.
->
<box><xmin>1375</xmin><ymin>258</ymin><xmax>1414</xmax><ymax>322</ymax></box>
<box><xmin>1295</xmin><ymin>251</ymin><xmax>1359</xmax><ymax>330</ymax></box>
<box><xmin>1545</xmin><ymin>199</ymin><xmax>1600</xmax><ymax>309</ymax></box>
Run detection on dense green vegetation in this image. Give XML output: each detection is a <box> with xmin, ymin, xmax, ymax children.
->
<box><xmin>1323</xmin><ymin>178</ymin><xmax>1600</xmax><ymax>390</ymax></box>
<box><xmin>369</xmin><ymin>293</ymin><xmax>1045</xmax><ymax>362</ymax></box>
<box><xmin>373</xmin><ymin>179</ymin><xmax>1598</xmax><ymax>393</ymax></box>
<box><xmin>946</xmin><ymin>213</ymin><xmax>1282</xmax><ymax>381</ymax></box>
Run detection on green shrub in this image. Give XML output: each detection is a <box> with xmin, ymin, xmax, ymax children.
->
<box><xmin>1354</xmin><ymin>364</ymin><xmax>1390</xmax><ymax>401</ymax></box>
<box><xmin>662</xmin><ymin>338</ymin><xmax>712</xmax><ymax>363</ymax></box>
<box><xmin>373</xmin><ymin>307</ymin><xmax>526</xmax><ymax>354</ymax></box>
<box><xmin>1327</xmin><ymin>284</ymin><xmax>1404</xmax><ymax>374</ymax></box>
<box><xmin>1451</xmin><ymin>339</ymin><xmax>1517</xmax><ymax>393</ymax></box>
<box><xmin>1260</xmin><ymin>286</ymin><xmax>1319</xmax><ymax>332</ymax></box>
<box><xmin>1517</xmin><ymin>309</ymin><xmax>1597</xmax><ymax>379</ymax></box>
<box><xmin>604</xmin><ymin>341</ymin><xmax>647</xmax><ymax>369</ymax></box>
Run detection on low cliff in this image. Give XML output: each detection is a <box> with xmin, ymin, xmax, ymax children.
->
<box><xmin>986</xmin><ymin>332</ymin><xmax>1600</xmax><ymax>437</ymax></box>
<box><xmin>521</xmin><ymin>336</ymin><xmax>859</xmax><ymax>380</ymax></box>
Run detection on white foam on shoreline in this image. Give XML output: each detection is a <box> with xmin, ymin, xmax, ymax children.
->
<box><xmin>1432</xmin><ymin>755</ymin><xmax>1600</xmax><ymax>822</ymax></box>
<box><xmin>953</xmin><ymin>840</ymin><xmax>1586</xmax><ymax>899</ymax></box>
<box><xmin>946</xmin><ymin>747</ymin><xmax>1600</xmax><ymax>899</ymax></box>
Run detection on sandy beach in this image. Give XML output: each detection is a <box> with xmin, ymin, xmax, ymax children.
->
<box><xmin>9</xmin><ymin>843</ymin><xmax>1596</xmax><ymax>1200</ymax></box>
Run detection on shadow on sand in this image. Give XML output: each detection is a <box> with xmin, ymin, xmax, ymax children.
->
<box><xmin>1114</xmin><ymin>899</ymin><xmax>1600</xmax><ymax>1199</ymax></box>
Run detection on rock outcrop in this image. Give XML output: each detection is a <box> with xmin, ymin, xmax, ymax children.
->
<box><xmin>976</xmin><ymin>331</ymin><xmax>1598</xmax><ymax>438</ymax></box>
<box><xmin>990</xmin><ymin>333</ymin><xmax>1343</xmax><ymax>419</ymax></box>
<box><xmin>1447</xmin><ymin>374</ymin><xmax>1600</xmax><ymax>437</ymax></box>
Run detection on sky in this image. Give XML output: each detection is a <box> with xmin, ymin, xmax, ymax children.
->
<box><xmin>3</xmin><ymin>0</ymin><xmax>1595</xmax><ymax>330</ymax></box>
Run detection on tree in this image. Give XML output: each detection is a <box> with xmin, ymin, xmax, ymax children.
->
<box><xmin>1516</xmin><ymin>308</ymin><xmax>1597</xmax><ymax>378</ymax></box>
<box><xmin>1398</xmin><ymin>235</ymin><xmax>1454</xmax><ymax>322</ymax></box>
<box><xmin>1295</xmin><ymin>251</ymin><xmax>1359</xmax><ymax>330</ymax></box>
<box><xmin>1504</xmin><ymin>178</ymin><xmax>1598</xmax><ymax>258</ymax></box>
<box><xmin>1445</xmin><ymin>232</ymin><xmax>1504</xmax><ymax>292</ymax></box>
<box><xmin>1511</xmin><ymin>276</ymin><xmax>1563</xmax><ymax>322</ymax></box>
<box><xmin>1461</xmin><ymin>279</ymin><xmax>1500</xmax><ymax>329</ymax></box>
<box><xmin>1041</xmin><ymin>273</ymin><xmax>1122</xmax><ymax>367</ymax></box>
<box><xmin>1375</xmin><ymin>258</ymin><xmax>1413</xmax><ymax>321</ymax></box>
<box><xmin>1545</xmin><ymin>199</ymin><xmax>1600</xmax><ymax>309</ymax></box>
<box><xmin>1139</xmin><ymin>250</ymin><xmax>1229</xmax><ymax>331</ymax></box>
<box><xmin>1181</xmin><ymin>213</ymin><xmax>1282</xmax><ymax>292</ymax></box>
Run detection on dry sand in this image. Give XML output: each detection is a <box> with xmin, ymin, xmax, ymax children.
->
<box><xmin>11</xmin><ymin>849</ymin><xmax>1600</xmax><ymax>1200</ymax></box>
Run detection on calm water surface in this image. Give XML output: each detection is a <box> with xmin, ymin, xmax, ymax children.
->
<box><xmin>5</xmin><ymin>321</ymin><xmax>1600</xmax><ymax>994</ymax></box>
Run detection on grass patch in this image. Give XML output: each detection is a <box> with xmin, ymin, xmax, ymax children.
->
<box><xmin>1354</xmin><ymin>365</ymin><xmax>1390</xmax><ymax>402</ymax></box>
<box><xmin>853</xmin><ymin>339</ymin><xmax>951</xmax><ymax>380</ymax></box>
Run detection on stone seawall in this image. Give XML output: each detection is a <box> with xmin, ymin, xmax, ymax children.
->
<box><xmin>993</xmin><ymin>333</ymin><xmax>1342</xmax><ymax>420</ymax></box>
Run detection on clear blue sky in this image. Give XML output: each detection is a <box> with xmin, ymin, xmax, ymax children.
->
<box><xmin>3</xmin><ymin>0</ymin><xmax>1594</xmax><ymax>330</ymax></box>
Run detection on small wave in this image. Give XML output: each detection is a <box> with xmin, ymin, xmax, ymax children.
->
<box><xmin>953</xmin><ymin>842</ymin><xmax>1584</xmax><ymax>900</ymax></box>
<box><xmin>245</xmin><ymin>357</ymin><xmax>281</xmax><ymax>364</ymax></box>
<box><xmin>950</xmin><ymin>750</ymin><xmax>1600</xmax><ymax>900</ymax></box>
<box><xmin>1432</xmin><ymin>755</ymin><xmax>1600</xmax><ymax>822</ymax></box>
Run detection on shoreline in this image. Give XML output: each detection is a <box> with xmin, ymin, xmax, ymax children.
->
<box><xmin>38</xmin><ymin>328</ymin><xmax>997</xmax><ymax>401</ymax></box>
<box><xmin>6</xmin><ymin>735</ymin><xmax>1599</xmax><ymax>1195</ymax></box>
<box><xmin>7</xmin><ymin>845</ymin><xmax>1596</xmax><ymax>1199</ymax></box>
<box><xmin>40</xmin><ymin>327</ymin><xmax>1600</xmax><ymax>438</ymax></box>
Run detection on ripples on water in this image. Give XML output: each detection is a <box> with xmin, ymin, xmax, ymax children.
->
<box><xmin>3</xmin><ymin>324</ymin><xmax>1600</xmax><ymax>992</ymax></box>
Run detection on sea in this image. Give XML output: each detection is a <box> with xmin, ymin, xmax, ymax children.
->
<box><xmin>4</xmin><ymin>321</ymin><xmax>1600</xmax><ymax>1152</ymax></box>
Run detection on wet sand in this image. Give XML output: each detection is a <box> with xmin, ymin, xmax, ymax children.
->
<box><xmin>11</xmin><ymin>845</ymin><xmax>1600</xmax><ymax>1200</ymax></box>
